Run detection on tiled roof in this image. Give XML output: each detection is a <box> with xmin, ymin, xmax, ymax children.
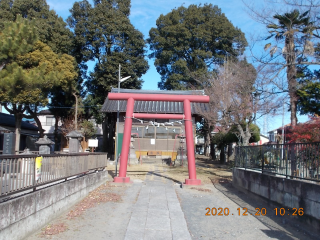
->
<box><xmin>0</xmin><ymin>112</ymin><xmax>39</xmax><ymax>131</ymax></box>
<box><xmin>38</xmin><ymin>109</ymin><xmax>53</xmax><ymax>115</ymax></box>
<box><xmin>0</xmin><ymin>126</ymin><xmax>9</xmax><ymax>131</ymax></box>
<box><xmin>101</xmin><ymin>88</ymin><xmax>209</xmax><ymax>114</ymax></box>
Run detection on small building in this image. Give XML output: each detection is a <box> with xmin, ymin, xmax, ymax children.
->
<box><xmin>268</xmin><ymin>124</ymin><xmax>292</xmax><ymax>144</ymax></box>
<box><xmin>101</xmin><ymin>88</ymin><xmax>208</xmax><ymax>160</ymax></box>
<box><xmin>0</xmin><ymin>112</ymin><xmax>39</xmax><ymax>153</ymax></box>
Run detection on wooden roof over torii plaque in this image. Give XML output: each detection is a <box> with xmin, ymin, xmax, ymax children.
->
<box><xmin>101</xmin><ymin>88</ymin><xmax>209</xmax><ymax>114</ymax></box>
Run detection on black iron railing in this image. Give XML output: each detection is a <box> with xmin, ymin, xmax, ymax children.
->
<box><xmin>235</xmin><ymin>143</ymin><xmax>320</xmax><ymax>182</ymax></box>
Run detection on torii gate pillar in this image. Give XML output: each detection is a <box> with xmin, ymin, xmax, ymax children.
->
<box><xmin>109</xmin><ymin>93</ymin><xmax>209</xmax><ymax>185</ymax></box>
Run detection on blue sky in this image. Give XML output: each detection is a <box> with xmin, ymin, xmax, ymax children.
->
<box><xmin>46</xmin><ymin>0</ymin><xmax>309</xmax><ymax>133</ymax></box>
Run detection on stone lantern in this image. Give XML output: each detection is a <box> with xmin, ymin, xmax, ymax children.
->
<box><xmin>35</xmin><ymin>135</ymin><xmax>54</xmax><ymax>154</ymax></box>
<box><xmin>66</xmin><ymin>131</ymin><xmax>83</xmax><ymax>153</ymax></box>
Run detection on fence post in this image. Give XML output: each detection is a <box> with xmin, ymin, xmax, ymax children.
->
<box><xmin>286</xmin><ymin>147</ymin><xmax>288</xmax><ymax>178</ymax></box>
<box><xmin>33</xmin><ymin>157</ymin><xmax>36</xmax><ymax>192</ymax></box>
<box><xmin>244</xmin><ymin>147</ymin><xmax>247</xmax><ymax>169</ymax></box>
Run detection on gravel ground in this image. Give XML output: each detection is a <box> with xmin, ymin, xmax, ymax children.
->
<box><xmin>177</xmin><ymin>181</ymin><xmax>320</xmax><ymax>240</ymax></box>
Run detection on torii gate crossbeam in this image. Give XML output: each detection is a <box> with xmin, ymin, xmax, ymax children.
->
<box><xmin>109</xmin><ymin>93</ymin><xmax>210</xmax><ymax>185</ymax></box>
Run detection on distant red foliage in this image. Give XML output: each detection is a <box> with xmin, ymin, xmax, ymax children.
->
<box><xmin>287</xmin><ymin>116</ymin><xmax>320</xmax><ymax>143</ymax></box>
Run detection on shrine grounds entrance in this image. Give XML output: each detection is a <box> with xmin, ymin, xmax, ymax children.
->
<box><xmin>108</xmin><ymin>93</ymin><xmax>209</xmax><ymax>185</ymax></box>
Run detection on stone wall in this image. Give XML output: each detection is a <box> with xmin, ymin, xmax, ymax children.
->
<box><xmin>233</xmin><ymin>168</ymin><xmax>320</xmax><ymax>230</ymax></box>
<box><xmin>0</xmin><ymin>170</ymin><xmax>108</xmax><ymax>240</ymax></box>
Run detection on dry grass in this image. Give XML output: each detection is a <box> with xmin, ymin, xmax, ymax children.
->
<box><xmin>67</xmin><ymin>182</ymin><xmax>122</xmax><ymax>219</ymax></box>
<box><xmin>41</xmin><ymin>223</ymin><xmax>68</xmax><ymax>237</ymax></box>
<box><xmin>39</xmin><ymin>182</ymin><xmax>122</xmax><ymax>238</ymax></box>
<box><xmin>190</xmin><ymin>187</ymin><xmax>212</xmax><ymax>192</ymax></box>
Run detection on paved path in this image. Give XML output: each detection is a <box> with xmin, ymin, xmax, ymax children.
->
<box><xmin>124</xmin><ymin>167</ymin><xmax>191</xmax><ymax>240</ymax></box>
<box><xmin>26</xmin><ymin>166</ymin><xmax>320</xmax><ymax>240</ymax></box>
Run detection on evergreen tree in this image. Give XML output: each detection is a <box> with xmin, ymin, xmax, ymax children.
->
<box><xmin>297</xmin><ymin>80</ymin><xmax>320</xmax><ymax>116</ymax></box>
<box><xmin>0</xmin><ymin>0</ymin><xmax>81</xmax><ymax>148</ymax></box>
<box><xmin>0</xmin><ymin>14</ymin><xmax>38</xmax><ymax>70</ymax></box>
<box><xmin>0</xmin><ymin>17</ymin><xmax>77</xmax><ymax>151</ymax></box>
<box><xmin>68</xmin><ymin>0</ymin><xmax>149</xmax><ymax>153</ymax></box>
<box><xmin>0</xmin><ymin>0</ymin><xmax>73</xmax><ymax>54</ymax></box>
<box><xmin>148</xmin><ymin>4</ymin><xmax>247</xmax><ymax>90</ymax></box>
<box><xmin>68</xmin><ymin>0</ymin><xmax>149</xmax><ymax>107</ymax></box>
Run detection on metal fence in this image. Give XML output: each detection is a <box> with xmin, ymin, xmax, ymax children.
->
<box><xmin>235</xmin><ymin>142</ymin><xmax>320</xmax><ymax>182</ymax></box>
<box><xmin>0</xmin><ymin>153</ymin><xmax>108</xmax><ymax>197</ymax></box>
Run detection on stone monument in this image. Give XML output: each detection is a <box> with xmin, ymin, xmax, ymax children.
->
<box><xmin>35</xmin><ymin>135</ymin><xmax>54</xmax><ymax>154</ymax></box>
<box><xmin>2</xmin><ymin>131</ymin><xmax>15</xmax><ymax>155</ymax></box>
<box><xmin>66</xmin><ymin>131</ymin><xmax>83</xmax><ymax>153</ymax></box>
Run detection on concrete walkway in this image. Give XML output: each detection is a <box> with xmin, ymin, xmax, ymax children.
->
<box><xmin>124</xmin><ymin>167</ymin><xmax>191</xmax><ymax>240</ymax></box>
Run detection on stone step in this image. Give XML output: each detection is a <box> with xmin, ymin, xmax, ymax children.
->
<box><xmin>140</xmin><ymin>158</ymin><xmax>160</xmax><ymax>164</ymax></box>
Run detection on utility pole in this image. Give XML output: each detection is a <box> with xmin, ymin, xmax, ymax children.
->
<box><xmin>115</xmin><ymin>64</ymin><xmax>121</xmax><ymax>161</ymax></box>
<box><xmin>115</xmin><ymin>65</ymin><xmax>131</xmax><ymax>163</ymax></box>
<box><xmin>282</xmin><ymin>103</ymin><xmax>285</xmax><ymax>143</ymax></box>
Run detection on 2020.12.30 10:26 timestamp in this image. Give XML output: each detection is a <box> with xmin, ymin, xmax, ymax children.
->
<box><xmin>205</xmin><ymin>207</ymin><xmax>304</xmax><ymax>216</ymax></box>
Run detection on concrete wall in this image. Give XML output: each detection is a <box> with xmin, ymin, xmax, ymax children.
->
<box><xmin>0</xmin><ymin>170</ymin><xmax>108</xmax><ymax>240</ymax></box>
<box><xmin>233</xmin><ymin>168</ymin><xmax>320</xmax><ymax>230</ymax></box>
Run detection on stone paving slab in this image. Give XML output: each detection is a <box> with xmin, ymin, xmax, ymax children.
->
<box><xmin>125</xmin><ymin>167</ymin><xmax>192</xmax><ymax>240</ymax></box>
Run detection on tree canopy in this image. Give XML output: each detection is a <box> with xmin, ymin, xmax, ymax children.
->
<box><xmin>0</xmin><ymin>16</ymin><xmax>77</xmax><ymax>150</ymax></box>
<box><xmin>0</xmin><ymin>14</ymin><xmax>37</xmax><ymax>70</ymax></box>
<box><xmin>68</xmin><ymin>0</ymin><xmax>149</xmax><ymax>115</ymax></box>
<box><xmin>0</xmin><ymin>0</ymin><xmax>73</xmax><ymax>54</ymax></box>
<box><xmin>148</xmin><ymin>4</ymin><xmax>247</xmax><ymax>90</ymax></box>
<box><xmin>297</xmin><ymin>80</ymin><xmax>320</xmax><ymax>116</ymax></box>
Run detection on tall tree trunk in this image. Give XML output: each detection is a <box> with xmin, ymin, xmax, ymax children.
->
<box><xmin>204</xmin><ymin>128</ymin><xmax>211</xmax><ymax>157</ymax></box>
<box><xmin>286</xmin><ymin>34</ymin><xmax>298</xmax><ymax>127</ymax></box>
<box><xmin>26</xmin><ymin>106</ymin><xmax>45</xmax><ymax>138</ymax></box>
<box><xmin>54</xmin><ymin>116</ymin><xmax>60</xmax><ymax>151</ymax></box>
<box><xmin>102</xmin><ymin>113</ymin><xmax>114</xmax><ymax>153</ymax></box>
<box><xmin>210</xmin><ymin>141</ymin><xmax>216</xmax><ymax>160</ymax></box>
<box><xmin>220</xmin><ymin>145</ymin><xmax>226</xmax><ymax>164</ymax></box>
<box><xmin>227</xmin><ymin>143</ymin><xmax>233</xmax><ymax>162</ymax></box>
<box><xmin>14</xmin><ymin>113</ymin><xmax>22</xmax><ymax>153</ymax></box>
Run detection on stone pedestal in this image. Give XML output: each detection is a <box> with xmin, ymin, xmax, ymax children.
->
<box><xmin>66</xmin><ymin>131</ymin><xmax>83</xmax><ymax>153</ymax></box>
<box><xmin>129</xmin><ymin>135</ymin><xmax>138</xmax><ymax>164</ymax></box>
<box><xmin>35</xmin><ymin>136</ymin><xmax>54</xmax><ymax>154</ymax></box>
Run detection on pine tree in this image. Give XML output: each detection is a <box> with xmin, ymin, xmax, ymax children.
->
<box><xmin>0</xmin><ymin>16</ymin><xmax>77</xmax><ymax>151</ymax></box>
<box><xmin>0</xmin><ymin>0</ymin><xmax>73</xmax><ymax>54</ymax></box>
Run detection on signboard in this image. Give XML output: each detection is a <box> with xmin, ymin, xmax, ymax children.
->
<box><xmin>151</xmin><ymin>139</ymin><xmax>155</xmax><ymax>145</ymax></box>
<box><xmin>3</xmin><ymin>133</ymin><xmax>15</xmax><ymax>155</ymax></box>
<box><xmin>88</xmin><ymin>139</ymin><xmax>98</xmax><ymax>147</ymax></box>
<box><xmin>35</xmin><ymin>156</ymin><xmax>43</xmax><ymax>181</ymax></box>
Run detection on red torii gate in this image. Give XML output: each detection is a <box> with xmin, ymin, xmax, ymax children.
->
<box><xmin>108</xmin><ymin>93</ymin><xmax>210</xmax><ymax>185</ymax></box>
